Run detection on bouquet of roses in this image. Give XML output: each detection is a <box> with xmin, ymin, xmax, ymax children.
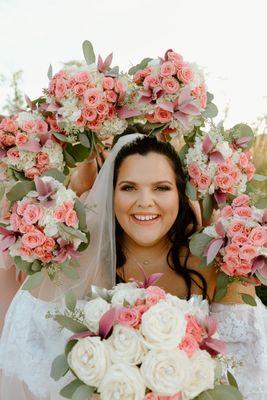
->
<box><xmin>50</xmin><ymin>278</ymin><xmax>242</xmax><ymax>400</ymax></box>
<box><xmin>119</xmin><ymin>49</ymin><xmax>218</xmax><ymax>140</ymax></box>
<box><xmin>0</xmin><ymin>112</ymin><xmax>65</xmax><ymax>181</ymax></box>
<box><xmin>189</xmin><ymin>194</ymin><xmax>267</xmax><ymax>304</ymax></box>
<box><xmin>0</xmin><ymin>174</ymin><xmax>89</xmax><ymax>290</ymax></box>
<box><xmin>43</xmin><ymin>41</ymin><xmax>128</xmax><ymax>154</ymax></box>
<box><xmin>184</xmin><ymin>123</ymin><xmax>257</xmax><ymax>219</ymax></box>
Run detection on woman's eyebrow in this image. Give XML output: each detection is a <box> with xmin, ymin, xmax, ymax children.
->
<box><xmin>118</xmin><ymin>180</ymin><xmax>174</xmax><ymax>185</ymax></box>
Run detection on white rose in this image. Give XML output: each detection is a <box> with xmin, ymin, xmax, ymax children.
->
<box><xmin>203</xmin><ymin>225</ymin><xmax>219</xmax><ymax>238</ymax></box>
<box><xmin>141</xmin><ymin>301</ymin><xmax>186</xmax><ymax>349</ymax></box>
<box><xmin>215</xmin><ymin>141</ymin><xmax>232</xmax><ymax>159</ymax></box>
<box><xmin>83</xmin><ymin>298</ymin><xmax>111</xmax><ymax>334</ymax></box>
<box><xmin>183</xmin><ymin>350</ymin><xmax>216</xmax><ymax>398</ymax></box>
<box><xmin>68</xmin><ymin>337</ymin><xmax>110</xmax><ymax>387</ymax></box>
<box><xmin>141</xmin><ymin>349</ymin><xmax>191</xmax><ymax>395</ymax></box>
<box><xmin>110</xmin><ymin>283</ymin><xmax>146</xmax><ymax>307</ymax></box>
<box><xmin>108</xmin><ymin>324</ymin><xmax>147</xmax><ymax>365</ymax></box>
<box><xmin>99</xmin><ymin>363</ymin><xmax>146</xmax><ymax>400</ymax></box>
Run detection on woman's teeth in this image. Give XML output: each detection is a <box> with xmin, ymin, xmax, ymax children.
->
<box><xmin>133</xmin><ymin>214</ymin><xmax>159</xmax><ymax>221</ymax></box>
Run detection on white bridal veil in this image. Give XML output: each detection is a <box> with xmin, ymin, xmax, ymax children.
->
<box><xmin>0</xmin><ymin>133</ymin><xmax>143</xmax><ymax>400</ymax></box>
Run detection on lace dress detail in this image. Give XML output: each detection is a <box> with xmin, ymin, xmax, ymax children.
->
<box><xmin>0</xmin><ymin>290</ymin><xmax>71</xmax><ymax>399</ymax></box>
<box><xmin>211</xmin><ymin>297</ymin><xmax>267</xmax><ymax>400</ymax></box>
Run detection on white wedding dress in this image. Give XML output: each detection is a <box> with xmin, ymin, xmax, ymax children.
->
<box><xmin>1</xmin><ymin>289</ymin><xmax>267</xmax><ymax>399</ymax></box>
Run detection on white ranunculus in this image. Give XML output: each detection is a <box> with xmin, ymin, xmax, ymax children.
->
<box><xmin>141</xmin><ymin>348</ymin><xmax>191</xmax><ymax>395</ymax></box>
<box><xmin>141</xmin><ymin>301</ymin><xmax>186</xmax><ymax>349</ymax></box>
<box><xmin>183</xmin><ymin>350</ymin><xmax>216</xmax><ymax>398</ymax></box>
<box><xmin>99</xmin><ymin>363</ymin><xmax>146</xmax><ymax>400</ymax></box>
<box><xmin>44</xmin><ymin>224</ymin><xmax>58</xmax><ymax>237</ymax></box>
<box><xmin>203</xmin><ymin>225</ymin><xmax>219</xmax><ymax>238</ymax></box>
<box><xmin>110</xmin><ymin>283</ymin><xmax>146</xmax><ymax>307</ymax></box>
<box><xmin>83</xmin><ymin>298</ymin><xmax>111</xmax><ymax>334</ymax></box>
<box><xmin>68</xmin><ymin>336</ymin><xmax>110</xmax><ymax>387</ymax></box>
<box><xmin>107</xmin><ymin>324</ymin><xmax>147</xmax><ymax>365</ymax></box>
<box><xmin>215</xmin><ymin>141</ymin><xmax>232</xmax><ymax>159</ymax></box>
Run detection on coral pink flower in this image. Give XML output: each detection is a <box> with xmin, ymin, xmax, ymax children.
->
<box><xmin>236</xmin><ymin>260</ymin><xmax>252</xmax><ymax>275</ymax></box>
<box><xmin>220</xmin><ymin>205</ymin><xmax>233</xmax><ymax>218</ymax></box>
<box><xmin>74</xmin><ymin>71</ymin><xmax>90</xmax><ymax>84</ymax></box>
<box><xmin>143</xmin><ymin>75</ymin><xmax>161</xmax><ymax>90</ymax></box>
<box><xmin>97</xmin><ymin>102</ymin><xmax>109</xmax><ymax>116</ymax></box>
<box><xmin>0</xmin><ymin>118</ymin><xmax>18</xmax><ymax>133</ymax></box>
<box><xmin>200</xmin><ymin>93</ymin><xmax>207</xmax><ymax>108</ymax></box>
<box><xmin>217</xmin><ymin>163</ymin><xmax>232</xmax><ymax>175</ymax></box>
<box><xmin>114</xmin><ymin>79</ymin><xmax>125</xmax><ymax>95</ymax></box>
<box><xmin>161</xmin><ymin>77</ymin><xmax>180</xmax><ymax>94</ymax></box>
<box><xmin>220</xmin><ymin>261</ymin><xmax>235</xmax><ymax>276</ymax></box>
<box><xmin>215</xmin><ymin>173</ymin><xmax>234</xmax><ymax>192</ymax></box>
<box><xmin>55</xmin><ymin>79</ymin><xmax>67</xmax><ymax>99</ymax></box>
<box><xmin>160</xmin><ymin>61</ymin><xmax>177</xmax><ymax>77</ymax></box>
<box><xmin>103</xmin><ymin>76</ymin><xmax>115</xmax><ymax>90</ymax></box>
<box><xmin>117</xmin><ymin>307</ymin><xmax>140</xmax><ymax>328</ymax></box>
<box><xmin>187</xmin><ymin>162</ymin><xmax>201</xmax><ymax>179</ymax></box>
<box><xmin>10</xmin><ymin>214</ymin><xmax>22</xmax><ymax>231</ymax></box>
<box><xmin>228</xmin><ymin>221</ymin><xmax>245</xmax><ymax>237</ymax></box>
<box><xmin>234</xmin><ymin>206</ymin><xmax>252</xmax><ymax>218</ymax></box>
<box><xmin>36</xmin><ymin>152</ymin><xmax>49</xmax><ymax>167</ymax></box>
<box><xmin>245</xmin><ymin>163</ymin><xmax>256</xmax><ymax>180</ymax></box>
<box><xmin>225</xmin><ymin>244</ymin><xmax>240</xmax><ymax>257</ymax></box>
<box><xmin>238</xmin><ymin>152</ymin><xmax>249</xmax><ymax>168</ymax></box>
<box><xmin>53</xmin><ymin>206</ymin><xmax>65</xmax><ymax>222</ymax></box>
<box><xmin>84</xmin><ymin>88</ymin><xmax>102</xmax><ymax>107</ymax></box>
<box><xmin>197</xmin><ymin>173</ymin><xmax>211</xmax><ymax>190</ymax></box>
<box><xmin>62</xmin><ymin>201</ymin><xmax>74</xmax><ymax>212</ymax></box>
<box><xmin>239</xmin><ymin>245</ymin><xmax>258</xmax><ymax>260</ymax></box>
<box><xmin>154</xmin><ymin>107</ymin><xmax>172</xmax><ymax>123</ymax></box>
<box><xmin>145</xmin><ymin>112</ymin><xmax>157</xmax><ymax>123</ymax></box>
<box><xmin>177</xmin><ymin>64</ymin><xmax>192</xmax><ymax>84</ymax></box>
<box><xmin>23</xmin><ymin>204</ymin><xmax>43</xmax><ymax>225</ymax></box>
<box><xmin>167</xmin><ymin>51</ymin><xmax>183</xmax><ymax>67</ymax></box>
<box><xmin>7</xmin><ymin>148</ymin><xmax>20</xmax><ymax>162</ymax></box>
<box><xmin>19</xmin><ymin>246</ymin><xmax>33</xmax><ymax>257</ymax></box>
<box><xmin>82</xmin><ymin>107</ymin><xmax>98</xmax><ymax>122</ymax></box>
<box><xmin>25</xmin><ymin>167</ymin><xmax>41</xmax><ymax>179</ymax></box>
<box><xmin>249</xmin><ymin>227</ymin><xmax>267</xmax><ymax>246</ymax></box>
<box><xmin>21</xmin><ymin>120</ymin><xmax>36</xmax><ymax>133</ymax></box>
<box><xmin>65</xmin><ymin>209</ymin><xmax>78</xmax><ymax>227</ymax></box>
<box><xmin>17</xmin><ymin>200</ymin><xmax>31</xmax><ymax>216</ymax></box>
<box><xmin>34</xmin><ymin>246</ymin><xmax>46</xmax><ymax>258</ymax></box>
<box><xmin>40</xmin><ymin>252</ymin><xmax>53</xmax><ymax>263</ymax></box>
<box><xmin>224</xmin><ymin>255</ymin><xmax>239</xmax><ymax>271</ymax></box>
<box><xmin>232</xmin><ymin>234</ymin><xmax>249</xmax><ymax>246</ymax></box>
<box><xmin>179</xmin><ymin>333</ymin><xmax>199</xmax><ymax>356</ymax></box>
<box><xmin>35</xmin><ymin>120</ymin><xmax>48</xmax><ymax>134</ymax></box>
<box><xmin>21</xmin><ymin>229</ymin><xmax>46</xmax><ymax>249</ymax></box>
<box><xmin>43</xmin><ymin>237</ymin><xmax>56</xmax><ymax>252</ymax></box>
<box><xmin>73</xmin><ymin>83</ymin><xmax>87</xmax><ymax>97</ymax></box>
<box><xmin>232</xmin><ymin>194</ymin><xmax>250</xmax><ymax>208</ymax></box>
<box><xmin>105</xmin><ymin>90</ymin><xmax>118</xmax><ymax>103</ymax></box>
<box><xmin>145</xmin><ymin>286</ymin><xmax>166</xmax><ymax>306</ymax></box>
<box><xmin>15</xmin><ymin>132</ymin><xmax>28</xmax><ymax>146</ymax></box>
<box><xmin>185</xmin><ymin>315</ymin><xmax>205</xmax><ymax>343</ymax></box>
<box><xmin>1</xmin><ymin>133</ymin><xmax>16</xmax><ymax>146</ymax></box>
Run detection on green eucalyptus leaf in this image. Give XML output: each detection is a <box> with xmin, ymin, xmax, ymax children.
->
<box><xmin>77</xmin><ymin>231</ymin><xmax>90</xmax><ymax>252</ymax></box>
<box><xmin>203</xmin><ymin>194</ymin><xmax>213</xmax><ymax>220</ymax></box>
<box><xmin>65</xmin><ymin>291</ymin><xmax>77</xmax><ymax>312</ymax></box>
<box><xmin>0</xmin><ymin>184</ymin><xmax>5</xmax><ymax>201</ymax></box>
<box><xmin>230</xmin><ymin>123</ymin><xmax>254</xmax><ymax>145</ymax></box>
<box><xmin>217</xmin><ymin>272</ymin><xmax>229</xmax><ymax>289</ymax></box>
<box><xmin>240</xmin><ymin>293</ymin><xmax>257</xmax><ymax>306</ymax></box>
<box><xmin>195</xmin><ymin>384</ymin><xmax>242</xmax><ymax>400</ymax></box>
<box><xmin>82</xmin><ymin>40</ymin><xmax>95</xmax><ymax>65</ymax></box>
<box><xmin>6</xmin><ymin>181</ymin><xmax>35</xmax><ymax>202</ymax></box>
<box><xmin>58</xmin><ymin>223</ymin><xmax>88</xmax><ymax>242</ymax></box>
<box><xmin>74</xmin><ymin>199</ymin><xmax>87</xmax><ymax>232</ymax></box>
<box><xmin>227</xmin><ymin>370</ymin><xmax>239</xmax><ymax>389</ymax></box>
<box><xmin>60</xmin><ymin>379</ymin><xmax>84</xmax><ymax>399</ymax></box>
<box><xmin>41</xmin><ymin>168</ymin><xmax>66</xmax><ymax>184</ymax></box>
<box><xmin>78</xmin><ymin>133</ymin><xmax>91</xmax><ymax>148</ymax></box>
<box><xmin>252</xmin><ymin>173</ymin><xmax>267</xmax><ymax>182</ymax></box>
<box><xmin>65</xmin><ymin>340</ymin><xmax>77</xmax><ymax>358</ymax></box>
<box><xmin>71</xmin><ymin>144</ymin><xmax>90</xmax><ymax>162</ymax></box>
<box><xmin>64</xmin><ymin>150</ymin><xmax>77</xmax><ymax>168</ymax></box>
<box><xmin>11</xmin><ymin>169</ymin><xmax>29</xmax><ymax>181</ymax></box>
<box><xmin>54</xmin><ymin>315</ymin><xmax>88</xmax><ymax>333</ymax></box>
<box><xmin>47</xmin><ymin>64</ymin><xmax>53</xmax><ymax>80</ymax></box>
<box><xmin>128</xmin><ymin>57</ymin><xmax>153</xmax><ymax>75</ymax></box>
<box><xmin>31</xmin><ymin>260</ymin><xmax>42</xmax><ymax>272</ymax></box>
<box><xmin>186</xmin><ymin>180</ymin><xmax>197</xmax><ymax>200</ymax></box>
<box><xmin>22</xmin><ymin>270</ymin><xmax>45</xmax><ymax>291</ymax></box>
<box><xmin>178</xmin><ymin>144</ymin><xmax>189</xmax><ymax>164</ymax></box>
<box><xmin>14</xmin><ymin>256</ymin><xmax>32</xmax><ymax>272</ymax></box>
<box><xmin>53</xmin><ymin>132</ymin><xmax>70</xmax><ymax>143</ymax></box>
<box><xmin>72</xmin><ymin>384</ymin><xmax>94</xmax><ymax>400</ymax></box>
<box><xmin>108</xmin><ymin>66</ymin><xmax>119</xmax><ymax>76</ymax></box>
<box><xmin>189</xmin><ymin>232</ymin><xmax>212</xmax><ymax>257</ymax></box>
<box><xmin>214</xmin><ymin>287</ymin><xmax>228</xmax><ymax>302</ymax></box>
<box><xmin>61</xmin><ymin>263</ymin><xmax>80</xmax><ymax>280</ymax></box>
<box><xmin>255</xmin><ymin>197</ymin><xmax>267</xmax><ymax>209</ymax></box>
<box><xmin>50</xmin><ymin>354</ymin><xmax>69</xmax><ymax>381</ymax></box>
<box><xmin>202</xmin><ymin>102</ymin><xmax>218</xmax><ymax>118</ymax></box>
<box><xmin>206</xmin><ymin>92</ymin><xmax>214</xmax><ymax>102</ymax></box>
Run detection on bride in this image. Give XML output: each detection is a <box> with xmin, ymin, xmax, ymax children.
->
<box><xmin>0</xmin><ymin>133</ymin><xmax>266</xmax><ymax>399</ymax></box>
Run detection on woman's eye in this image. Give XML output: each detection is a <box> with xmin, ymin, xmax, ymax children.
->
<box><xmin>121</xmin><ymin>185</ymin><xmax>135</xmax><ymax>191</ymax></box>
<box><xmin>155</xmin><ymin>186</ymin><xmax>171</xmax><ymax>192</ymax></box>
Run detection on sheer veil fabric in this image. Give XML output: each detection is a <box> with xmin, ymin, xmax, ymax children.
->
<box><xmin>0</xmin><ymin>133</ymin><xmax>144</xmax><ymax>399</ymax></box>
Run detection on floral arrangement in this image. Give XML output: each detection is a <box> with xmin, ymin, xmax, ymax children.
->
<box><xmin>50</xmin><ymin>279</ymin><xmax>242</xmax><ymax>400</ymax></box>
<box><xmin>44</xmin><ymin>41</ymin><xmax>128</xmax><ymax>149</ymax></box>
<box><xmin>0</xmin><ymin>175</ymin><xmax>89</xmax><ymax>289</ymax></box>
<box><xmin>189</xmin><ymin>194</ymin><xmax>267</xmax><ymax>303</ymax></box>
<box><xmin>119</xmin><ymin>49</ymin><xmax>218</xmax><ymax>139</ymax></box>
<box><xmin>0</xmin><ymin>112</ymin><xmax>64</xmax><ymax>180</ymax></box>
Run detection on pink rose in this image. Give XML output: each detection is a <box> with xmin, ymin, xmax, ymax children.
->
<box><xmin>200</xmin><ymin>93</ymin><xmax>207</xmax><ymax>108</ymax></box>
<box><xmin>245</xmin><ymin>163</ymin><xmax>255</xmax><ymax>181</ymax></box>
<box><xmin>1</xmin><ymin>133</ymin><xmax>16</xmax><ymax>146</ymax></box>
<box><xmin>232</xmin><ymin>194</ymin><xmax>250</xmax><ymax>208</ymax></box>
<box><xmin>0</xmin><ymin>118</ymin><xmax>18</xmax><ymax>133</ymax></box>
<box><xmin>145</xmin><ymin>393</ymin><xmax>158</xmax><ymax>400</ymax></box>
<box><xmin>249</xmin><ymin>227</ymin><xmax>267</xmax><ymax>246</ymax></box>
<box><xmin>114</xmin><ymin>79</ymin><xmax>125</xmax><ymax>95</ymax></box>
<box><xmin>117</xmin><ymin>307</ymin><xmax>140</xmax><ymax>328</ymax></box>
<box><xmin>134</xmin><ymin>304</ymin><xmax>148</xmax><ymax>319</ymax></box>
<box><xmin>188</xmin><ymin>163</ymin><xmax>201</xmax><ymax>179</ymax></box>
<box><xmin>17</xmin><ymin>200</ymin><xmax>31</xmax><ymax>216</ymax></box>
<box><xmin>197</xmin><ymin>173</ymin><xmax>211</xmax><ymax>190</ymax></box>
<box><xmin>143</xmin><ymin>75</ymin><xmax>161</xmax><ymax>90</ymax></box>
<box><xmin>73</xmin><ymin>83</ymin><xmax>87</xmax><ymax>97</ymax></box>
<box><xmin>167</xmin><ymin>51</ymin><xmax>183</xmax><ymax>67</ymax></box>
<box><xmin>145</xmin><ymin>112</ymin><xmax>157</xmax><ymax>123</ymax></box>
<box><xmin>238</xmin><ymin>153</ymin><xmax>249</xmax><ymax>168</ymax></box>
<box><xmin>67</xmin><ymin>77</ymin><xmax>76</xmax><ymax>89</ymax></box>
<box><xmin>62</xmin><ymin>201</ymin><xmax>74</xmax><ymax>212</ymax></box>
<box><xmin>97</xmin><ymin>102</ymin><xmax>109</xmax><ymax>116</ymax></box>
<box><xmin>76</xmin><ymin>115</ymin><xmax>86</xmax><ymax>128</ymax></box>
<box><xmin>160</xmin><ymin>61</ymin><xmax>176</xmax><ymax>77</ymax></box>
<box><xmin>234</xmin><ymin>206</ymin><xmax>252</xmax><ymax>218</ymax></box>
<box><xmin>21</xmin><ymin>229</ymin><xmax>46</xmax><ymax>249</ymax></box>
<box><xmin>35</xmin><ymin>120</ymin><xmax>48</xmax><ymax>134</ymax></box>
<box><xmin>232</xmin><ymin>234</ymin><xmax>249</xmax><ymax>246</ymax></box>
<box><xmin>40</xmin><ymin>252</ymin><xmax>53</xmax><ymax>263</ymax></box>
<box><xmin>34</xmin><ymin>246</ymin><xmax>45</xmax><ymax>259</ymax></box>
<box><xmin>220</xmin><ymin>205</ymin><xmax>233</xmax><ymax>218</ymax></box>
<box><xmin>225</xmin><ymin>244</ymin><xmax>240</xmax><ymax>257</ymax></box>
<box><xmin>15</xmin><ymin>132</ymin><xmax>28</xmax><ymax>146</ymax></box>
<box><xmin>10</xmin><ymin>214</ymin><xmax>22</xmax><ymax>231</ymax></box>
<box><xmin>177</xmin><ymin>64</ymin><xmax>193</xmax><ymax>84</ymax></box>
<box><xmin>215</xmin><ymin>174</ymin><xmax>234</xmax><ymax>192</ymax></box>
<box><xmin>154</xmin><ymin>107</ymin><xmax>172</xmax><ymax>123</ymax></box>
<box><xmin>161</xmin><ymin>77</ymin><xmax>180</xmax><ymax>94</ymax></box>
<box><xmin>239</xmin><ymin>245</ymin><xmax>258</xmax><ymax>260</ymax></box>
<box><xmin>43</xmin><ymin>237</ymin><xmax>56</xmax><ymax>252</ymax></box>
<box><xmin>228</xmin><ymin>221</ymin><xmax>245</xmax><ymax>237</ymax></box>
<box><xmin>179</xmin><ymin>333</ymin><xmax>199</xmax><ymax>357</ymax></box>
<box><xmin>220</xmin><ymin>261</ymin><xmax>235</xmax><ymax>276</ymax></box>
<box><xmin>108</xmin><ymin>105</ymin><xmax>116</xmax><ymax>119</ymax></box>
<box><xmin>145</xmin><ymin>286</ymin><xmax>166</xmax><ymax>306</ymax></box>
<box><xmin>7</xmin><ymin>148</ymin><xmax>20</xmax><ymax>163</ymax></box>
<box><xmin>235</xmin><ymin>260</ymin><xmax>252</xmax><ymax>275</ymax></box>
<box><xmin>53</xmin><ymin>206</ymin><xmax>65</xmax><ymax>222</ymax></box>
<box><xmin>21</xmin><ymin>120</ymin><xmax>36</xmax><ymax>133</ymax></box>
<box><xmin>217</xmin><ymin>163</ymin><xmax>233</xmax><ymax>175</ymax></box>
<box><xmin>36</xmin><ymin>152</ymin><xmax>49</xmax><ymax>168</ymax></box>
<box><xmin>87</xmin><ymin>118</ymin><xmax>103</xmax><ymax>131</ymax></box>
<box><xmin>105</xmin><ymin>90</ymin><xmax>118</xmax><ymax>103</ymax></box>
<box><xmin>224</xmin><ymin>255</ymin><xmax>239</xmax><ymax>271</ymax></box>
<box><xmin>84</xmin><ymin>88</ymin><xmax>102</xmax><ymax>107</ymax></box>
<box><xmin>25</xmin><ymin>167</ymin><xmax>41</xmax><ymax>179</ymax></box>
<box><xmin>74</xmin><ymin>72</ymin><xmax>90</xmax><ymax>84</ymax></box>
<box><xmin>23</xmin><ymin>204</ymin><xmax>43</xmax><ymax>225</ymax></box>
<box><xmin>103</xmin><ymin>77</ymin><xmax>114</xmax><ymax>90</ymax></box>
<box><xmin>19</xmin><ymin>246</ymin><xmax>33</xmax><ymax>257</ymax></box>
<box><xmin>55</xmin><ymin>79</ymin><xmax>67</xmax><ymax>99</ymax></box>
<box><xmin>82</xmin><ymin>107</ymin><xmax>98</xmax><ymax>122</ymax></box>
<box><xmin>65</xmin><ymin>209</ymin><xmax>78</xmax><ymax>227</ymax></box>
<box><xmin>185</xmin><ymin>315</ymin><xmax>205</xmax><ymax>343</ymax></box>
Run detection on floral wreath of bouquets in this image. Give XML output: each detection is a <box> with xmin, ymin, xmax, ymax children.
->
<box><xmin>40</xmin><ymin>40</ymin><xmax>129</xmax><ymax>167</ymax></box>
<box><xmin>49</xmin><ymin>272</ymin><xmax>242</xmax><ymax>400</ymax></box>
<box><xmin>0</xmin><ymin>112</ymin><xmax>65</xmax><ymax>183</ymax></box>
<box><xmin>189</xmin><ymin>194</ymin><xmax>267</xmax><ymax>305</ymax></box>
<box><xmin>118</xmin><ymin>48</ymin><xmax>218</xmax><ymax>141</ymax></box>
<box><xmin>0</xmin><ymin>173</ymin><xmax>90</xmax><ymax>290</ymax></box>
<box><xmin>182</xmin><ymin>122</ymin><xmax>266</xmax><ymax>220</ymax></box>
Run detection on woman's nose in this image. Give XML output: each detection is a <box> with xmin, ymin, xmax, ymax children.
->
<box><xmin>136</xmin><ymin>190</ymin><xmax>155</xmax><ymax>208</ymax></box>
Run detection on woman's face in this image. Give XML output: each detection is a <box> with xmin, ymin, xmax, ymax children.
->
<box><xmin>114</xmin><ymin>152</ymin><xmax>179</xmax><ymax>247</ymax></box>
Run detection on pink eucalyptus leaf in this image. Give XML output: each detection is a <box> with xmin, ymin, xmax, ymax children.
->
<box><xmin>24</xmin><ymin>94</ymin><xmax>33</xmax><ymax>109</ymax></box>
<box><xmin>214</xmin><ymin>192</ymin><xmax>227</xmax><ymax>205</ymax></box>
<box><xmin>118</xmin><ymin>107</ymin><xmax>142</xmax><ymax>119</ymax></box>
<box><xmin>145</xmin><ymin>273</ymin><xmax>164</xmax><ymax>288</ymax></box>
<box><xmin>164</xmin><ymin>48</ymin><xmax>173</xmax><ymax>61</ymax></box>
<box><xmin>104</xmin><ymin>53</ymin><xmax>113</xmax><ymax>69</ymax></box>
<box><xmin>0</xmin><ymin>148</ymin><xmax>6</xmax><ymax>158</ymax></box>
<box><xmin>97</xmin><ymin>55</ymin><xmax>104</xmax><ymax>72</ymax></box>
<box><xmin>179</xmin><ymin>102</ymin><xmax>200</xmax><ymax>116</ymax></box>
<box><xmin>235</xmin><ymin>136</ymin><xmax>251</xmax><ymax>147</ymax></box>
<box><xmin>18</xmin><ymin>140</ymin><xmax>41</xmax><ymax>153</ymax></box>
<box><xmin>178</xmin><ymin>86</ymin><xmax>192</xmax><ymax>106</ymax></box>
<box><xmin>47</xmin><ymin>103</ymin><xmax>60</xmax><ymax>112</ymax></box>
<box><xmin>206</xmin><ymin>238</ymin><xmax>224</xmax><ymax>264</ymax></box>
<box><xmin>215</xmin><ymin>220</ymin><xmax>225</xmax><ymax>237</ymax></box>
<box><xmin>0</xmin><ymin>226</ymin><xmax>14</xmax><ymax>236</ymax></box>
<box><xmin>70</xmin><ymin>331</ymin><xmax>95</xmax><ymax>341</ymax></box>
<box><xmin>0</xmin><ymin>235</ymin><xmax>16</xmax><ymax>252</ymax></box>
<box><xmin>158</xmin><ymin>101</ymin><xmax>174</xmax><ymax>113</ymax></box>
<box><xmin>34</xmin><ymin>176</ymin><xmax>51</xmax><ymax>197</ymax></box>
<box><xmin>173</xmin><ymin>111</ymin><xmax>190</xmax><ymax>130</ymax></box>
<box><xmin>39</xmin><ymin>133</ymin><xmax>52</xmax><ymax>146</ymax></box>
<box><xmin>204</xmin><ymin>315</ymin><xmax>218</xmax><ymax>336</ymax></box>
<box><xmin>99</xmin><ymin>308</ymin><xmax>117</xmax><ymax>339</ymax></box>
<box><xmin>37</xmin><ymin>102</ymin><xmax>49</xmax><ymax>112</ymax></box>
<box><xmin>201</xmin><ymin>337</ymin><xmax>226</xmax><ymax>356</ymax></box>
<box><xmin>139</xmin><ymin>96</ymin><xmax>152</xmax><ymax>105</ymax></box>
<box><xmin>209</xmin><ymin>150</ymin><xmax>225</xmax><ymax>163</ymax></box>
<box><xmin>202</xmin><ymin>135</ymin><xmax>214</xmax><ymax>154</ymax></box>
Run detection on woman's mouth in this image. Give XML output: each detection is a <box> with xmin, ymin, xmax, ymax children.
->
<box><xmin>131</xmin><ymin>214</ymin><xmax>160</xmax><ymax>224</ymax></box>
